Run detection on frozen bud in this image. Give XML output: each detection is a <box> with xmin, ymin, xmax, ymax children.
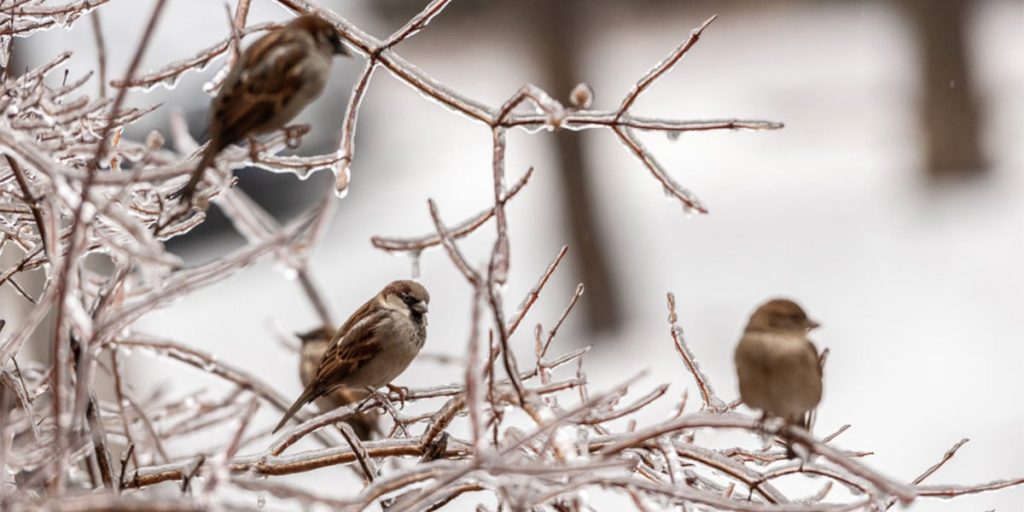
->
<box><xmin>569</xmin><ymin>82</ymin><xmax>594</xmax><ymax>109</ymax></box>
<box><xmin>146</xmin><ymin>130</ymin><xmax>165</xmax><ymax>151</ymax></box>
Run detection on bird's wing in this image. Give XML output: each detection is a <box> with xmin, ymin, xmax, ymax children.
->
<box><xmin>314</xmin><ymin>309</ymin><xmax>388</xmax><ymax>386</ymax></box>
<box><xmin>211</xmin><ymin>32</ymin><xmax>308</xmax><ymax>142</ymax></box>
<box><xmin>802</xmin><ymin>339</ymin><xmax>823</xmax><ymax>431</ymax></box>
<box><xmin>335</xmin><ymin>298</ymin><xmax>379</xmax><ymax>337</ymax></box>
<box><xmin>807</xmin><ymin>339</ymin><xmax>822</xmax><ymax>376</ymax></box>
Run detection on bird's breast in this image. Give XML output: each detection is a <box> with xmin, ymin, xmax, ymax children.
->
<box><xmin>349</xmin><ymin>313</ymin><xmax>424</xmax><ymax>388</ymax></box>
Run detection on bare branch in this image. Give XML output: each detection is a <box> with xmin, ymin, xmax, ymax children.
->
<box><xmin>372</xmin><ymin>167</ymin><xmax>534</xmax><ymax>253</ymax></box>
<box><xmin>615</xmin><ymin>15</ymin><xmax>717</xmax><ymax>119</ymax></box>
<box><xmin>1</xmin><ymin>2</ymin><xmax>1014</xmax><ymax>510</ymax></box>
<box><xmin>667</xmin><ymin>292</ymin><xmax>724</xmax><ymax>410</ymax></box>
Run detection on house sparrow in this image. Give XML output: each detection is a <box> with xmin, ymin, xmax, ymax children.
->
<box><xmin>274</xmin><ymin>280</ymin><xmax>430</xmax><ymax>433</ymax></box>
<box><xmin>295</xmin><ymin>326</ymin><xmax>380</xmax><ymax>440</ymax></box>
<box><xmin>734</xmin><ymin>298</ymin><xmax>822</xmax><ymax>433</ymax></box>
<box><xmin>171</xmin><ymin>13</ymin><xmax>349</xmax><ymax>210</ymax></box>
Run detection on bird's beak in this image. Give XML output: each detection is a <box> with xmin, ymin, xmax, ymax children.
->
<box><xmin>806</xmin><ymin>319</ymin><xmax>821</xmax><ymax>330</ymax></box>
<box><xmin>412</xmin><ymin>301</ymin><xmax>428</xmax><ymax>314</ymax></box>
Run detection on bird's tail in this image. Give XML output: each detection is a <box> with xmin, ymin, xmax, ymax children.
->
<box><xmin>785</xmin><ymin>411</ymin><xmax>814</xmax><ymax>460</ymax></box>
<box><xmin>273</xmin><ymin>383</ymin><xmax>319</xmax><ymax>433</ymax></box>
<box><xmin>169</xmin><ymin>141</ymin><xmax>220</xmax><ymax>202</ymax></box>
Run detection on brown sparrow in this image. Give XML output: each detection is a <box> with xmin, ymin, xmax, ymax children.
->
<box><xmin>734</xmin><ymin>298</ymin><xmax>822</xmax><ymax>431</ymax></box>
<box><xmin>274</xmin><ymin>280</ymin><xmax>430</xmax><ymax>433</ymax></box>
<box><xmin>295</xmin><ymin>326</ymin><xmax>380</xmax><ymax>439</ymax></box>
<box><xmin>171</xmin><ymin>13</ymin><xmax>349</xmax><ymax>209</ymax></box>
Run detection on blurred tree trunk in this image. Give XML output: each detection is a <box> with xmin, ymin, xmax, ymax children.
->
<box><xmin>531</xmin><ymin>0</ymin><xmax>622</xmax><ymax>334</ymax></box>
<box><xmin>903</xmin><ymin>0</ymin><xmax>986</xmax><ymax>180</ymax></box>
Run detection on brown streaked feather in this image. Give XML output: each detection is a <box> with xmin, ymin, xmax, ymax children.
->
<box><xmin>212</xmin><ymin>41</ymin><xmax>307</xmax><ymax>143</ymax></box>
<box><xmin>314</xmin><ymin>308</ymin><xmax>389</xmax><ymax>384</ymax></box>
<box><xmin>274</xmin><ymin>326</ymin><xmax>380</xmax><ymax>437</ymax></box>
<box><xmin>335</xmin><ymin>297</ymin><xmax>380</xmax><ymax>338</ymax></box>
<box><xmin>273</xmin><ymin>312</ymin><xmax>383</xmax><ymax>434</ymax></box>
<box><xmin>274</xmin><ymin>280</ymin><xmax>428</xmax><ymax>433</ymax></box>
<box><xmin>168</xmin><ymin>13</ymin><xmax>346</xmax><ymax>225</ymax></box>
<box><xmin>289</xmin><ymin>13</ymin><xmax>336</xmax><ymax>36</ymax></box>
<box><xmin>273</xmin><ymin>300</ymin><xmax>384</xmax><ymax>434</ymax></box>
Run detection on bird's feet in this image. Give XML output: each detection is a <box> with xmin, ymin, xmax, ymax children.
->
<box><xmin>247</xmin><ymin>136</ymin><xmax>262</xmax><ymax>162</ymax></box>
<box><xmin>386</xmin><ymin>384</ymin><xmax>409</xmax><ymax>410</ymax></box>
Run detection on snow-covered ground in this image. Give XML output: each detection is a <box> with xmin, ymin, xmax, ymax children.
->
<box><xmin>15</xmin><ymin>1</ymin><xmax>1022</xmax><ymax>510</ymax></box>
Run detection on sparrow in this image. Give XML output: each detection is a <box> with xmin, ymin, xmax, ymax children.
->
<box><xmin>734</xmin><ymin>298</ymin><xmax>822</xmax><ymax>432</ymax></box>
<box><xmin>171</xmin><ymin>13</ymin><xmax>349</xmax><ymax>211</ymax></box>
<box><xmin>295</xmin><ymin>326</ymin><xmax>380</xmax><ymax>440</ymax></box>
<box><xmin>274</xmin><ymin>280</ymin><xmax>430</xmax><ymax>433</ymax></box>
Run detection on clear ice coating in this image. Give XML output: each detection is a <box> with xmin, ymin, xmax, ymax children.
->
<box><xmin>201</xmin><ymin>355</ymin><xmax>219</xmax><ymax>372</ymax></box>
<box><xmin>0</xmin><ymin>38</ymin><xmax>10</xmax><ymax>68</ymax></box>
<box><xmin>410</xmin><ymin>249</ymin><xmax>422</xmax><ymax>278</ymax></box>
<box><xmin>275</xmin><ymin>262</ymin><xmax>298</xmax><ymax>281</ymax></box>
<box><xmin>203</xmin><ymin>64</ymin><xmax>232</xmax><ymax>95</ymax></box>
<box><xmin>0</xmin><ymin>4</ymin><xmax>937</xmax><ymax>509</ymax></box>
<box><xmin>333</xmin><ymin>160</ymin><xmax>352</xmax><ymax>198</ymax></box>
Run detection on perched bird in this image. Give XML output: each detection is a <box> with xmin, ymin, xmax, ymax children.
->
<box><xmin>274</xmin><ymin>280</ymin><xmax>430</xmax><ymax>433</ymax></box>
<box><xmin>295</xmin><ymin>326</ymin><xmax>380</xmax><ymax>440</ymax></box>
<box><xmin>172</xmin><ymin>13</ymin><xmax>349</xmax><ymax>210</ymax></box>
<box><xmin>734</xmin><ymin>298</ymin><xmax>822</xmax><ymax>432</ymax></box>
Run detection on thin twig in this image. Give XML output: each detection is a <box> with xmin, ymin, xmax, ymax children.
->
<box><xmin>90</xmin><ymin>9</ymin><xmax>107</xmax><ymax>98</ymax></box>
<box><xmin>615</xmin><ymin>15</ymin><xmax>717</xmax><ymax>119</ymax></box>
<box><xmin>47</xmin><ymin>0</ymin><xmax>167</xmax><ymax>488</ymax></box>
<box><xmin>4</xmin><ymin>154</ymin><xmax>48</xmax><ymax>255</ymax></box>
<box><xmin>667</xmin><ymin>292</ymin><xmax>723</xmax><ymax>410</ymax></box>
<box><xmin>541</xmin><ymin>283</ymin><xmax>584</xmax><ymax>358</ymax></box>
<box><xmin>506</xmin><ymin>245</ymin><xmax>568</xmax><ymax>335</ymax></box>
<box><xmin>372</xmin><ymin>168</ymin><xmax>534</xmax><ymax>253</ymax></box>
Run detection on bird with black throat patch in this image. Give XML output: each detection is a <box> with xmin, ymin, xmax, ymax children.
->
<box><xmin>274</xmin><ymin>280</ymin><xmax>429</xmax><ymax>433</ymax></box>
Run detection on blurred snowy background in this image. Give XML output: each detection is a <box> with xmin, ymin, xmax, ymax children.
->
<box><xmin>4</xmin><ymin>0</ymin><xmax>1022</xmax><ymax>510</ymax></box>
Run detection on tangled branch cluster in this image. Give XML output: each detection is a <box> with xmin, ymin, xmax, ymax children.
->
<box><xmin>0</xmin><ymin>1</ymin><xmax>1020</xmax><ymax>511</ymax></box>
